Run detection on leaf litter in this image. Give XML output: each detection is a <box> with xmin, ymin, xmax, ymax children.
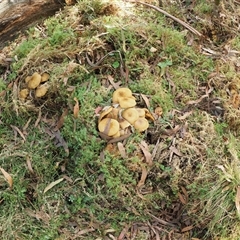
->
<box><xmin>1</xmin><ymin>0</ymin><xmax>240</xmax><ymax>239</ymax></box>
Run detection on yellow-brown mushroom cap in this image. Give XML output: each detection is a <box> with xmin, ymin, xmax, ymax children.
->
<box><xmin>122</xmin><ymin>108</ymin><xmax>139</xmax><ymax>125</ymax></box>
<box><xmin>35</xmin><ymin>84</ymin><xmax>49</xmax><ymax>98</ymax></box>
<box><xmin>41</xmin><ymin>73</ymin><xmax>50</xmax><ymax>82</ymax></box>
<box><xmin>112</xmin><ymin>88</ymin><xmax>133</xmax><ymax>103</ymax></box>
<box><xmin>118</xmin><ymin>97</ymin><xmax>136</xmax><ymax>109</ymax></box>
<box><xmin>98</xmin><ymin>118</ymin><xmax>120</xmax><ymax>136</ymax></box>
<box><xmin>99</xmin><ymin>106</ymin><xmax>113</xmax><ymax>122</ymax></box>
<box><xmin>19</xmin><ymin>89</ymin><xmax>29</xmax><ymax>100</ymax></box>
<box><xmin>134</xmin><ymin>118</ymin><xmax>149</xmax><ymax>132</ymax></box>
<box><xmin>136</xmin><ymin>108</ymin><xmax>146</xmax><ymax>117</ymax></box>
<box><xmin>28</xmin><ymin>72</ymin><xmax>41</xmax><ymax>89</ymax></box>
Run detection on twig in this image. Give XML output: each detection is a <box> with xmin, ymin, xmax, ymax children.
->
<box><xmin>126</xmin><ymin>0</ymin><xmax>203</xmax><ymax>37</ymax></box>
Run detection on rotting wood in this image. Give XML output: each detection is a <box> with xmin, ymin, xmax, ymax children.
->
<box><xmin>0</xmin><ymin>0</ymin><xmax>65</xmax><ymax>48</ymax></box>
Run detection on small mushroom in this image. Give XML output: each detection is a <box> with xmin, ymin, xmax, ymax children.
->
<box><xmin>35</xmin><ymin>84</ymin><xmax>49</xmax><ymax>98</ymax></box>
<box><xmin>122</xmin><ymin>108</ymin><xmax>139</xmax><ymax>125</ymax></box>
<box><xmin>106</xmin><ymin>107</ymin><xmax>119</xmax><ymax>120</ymax></box>
<box><xmin>112</xmin><ymin>88</ymin><xmax>133</xmax><ymax>103</ymax></box>
<box><xmin>119</xmin><ymin>119</ymin><xmax>131</xmax><ymax>129</ymax></box>
<box><xmin>118</xmin><ymin>97</ymin><xmax>136</xmax><ymax>109</ymax></box>
<box><xmin>28</xmin><ymin>72</ymin><xmax>41</xmax><ymax>89</ymax></box>
<box><xmin>112</xmin><ymin>131</ymin><xmax>121</xmax><ymax>138</ymax></box>
<box><xmin>134</xmin><ymin>118</ymin><xmax>149</xmax><ymax>132</ymax></box>
<box><xmin>99</xmin><ymin>106</ymin><xmax>113</xmax><ymax>122</ymax></box>
<box><xmin>19</xmin><ymin>88</ymin><xmax>29</xmax><ymax>100</ymax></box>
<box><xmin>136</xmin><ymin>108</ymin><xmax>146</xmax><ymax>117</ymax></box>
<box><xmin>98</xmin><ymin>118</ymin><xmax>120</xmax><ymax>136</ymax></box>
<box><xmin>41</xmin><ymin>72</ymin><xmax>50</xmax><ymax>82</ymax></box>
<box><xmin>143</xmin><ymin>108</ymin><xmax>155</xmax><ymax>122</ymax></box>
<box><xmin>25</xmin><ymin>76</ymin><xmax>32</xmax><ymax>83</ymax></box>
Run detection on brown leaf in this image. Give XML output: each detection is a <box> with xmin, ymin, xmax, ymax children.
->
<box><xmin>187</xmin><ymin>94</ymin><xmax>208</xmax><ymax>105</ymax></box>
<box><xmin>137</xmin><ymin>165</ymin><xmax>148</xmax><ymax>188</ymax></box>
<box><xmin>140</xmin><ymin>93</ymin><xmax>150</xmax><ymax>108</ymax></box>
<box><xmin>73</xmin><ymin>97</ymin><xmax>80</xmax><ymax>118</ymax></box>
<box><xmin>139</xmin><ymin>141</ymin><xmax>153</xmax><ymax>166</ymax></box>
<box><xmin>43</xmin><ymin>178</ymin><xmax>64</xmax><ymax>194</ymax></box>
<box><xmin>26</xmin><ymin>156</ymin><xmax>34</xmax><ymax>174</ymax></box>
<box><xmin>235</xmin><ymin>186</ymin><xmax>240</xmax><ymax>215</ymax></box>
<box><xmin>178</xmin><ymin>192</ymin><xmax>187</xmax><ymax>205</ymax></box>
<box><xmin>107</xmin><ymin>75</ymin><xmax>122</xmax><ymax>89</ymax></box>
<box><xmin>117</xmin><ymin>142</ymin><xmax>127</xmax><ymax>159</ymax></box>
<box><xmin>169</xmin><ymin>146</ymin><xmax>183</xmax><ymax>157</ymax></box>
<box><xmin>181</xmin><ymin>225</ymin><xmax>194</xmax><ymax>232</ymax></box>
<box><xmin>10</xmin><ymin>125</ymin><xmax>26</xmax><ymax>141</ymax></box>
<box><xmin>0</xmin><ymin>167</ymin><xmax>13</xmax><ymax>189</ymax></box>
<box><xmin>177</xmin><ymin>111</ymin><xmax>192</xmax><ymax>120</ymax></box>
<box><xmin>54</xmin><ymin>108</ymin><xmax>68</xmax><ymax>131</ymax></box>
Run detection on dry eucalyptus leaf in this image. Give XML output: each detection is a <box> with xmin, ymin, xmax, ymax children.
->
<box><xmin>137</xmin><ymin>165</ymin><xmax>148</xmax><ymax>188</ymax></box>
<box><xmin>235</xmin><ymin>186</ymin><xmax>240</xmax><ymax>215</ymax></box>
<box><xmin>139</xmin><ymin>141</ymin><xmax>153</xmax><ymax>166</ymax></box>
<box><xmin>140</xmin><ymin>93</ymin><xmax>150</xmax><ymax>108</ymax></box>
<box><xmin>43</xmin><ymin>178</ymin><xmax>64</xmax><ymax>194</ymax></box>
<box><xmin>117</xmin><ymin>142</ymin><xmax>127</xmax><ymax>159</ymax></box>
<box><xmin>73</xmin><ymin>97</ymin><xmax>80</xmax><ymax>119</ymax></box>
<box><xmin>0</xmin><ymin>167</ymin><xmax>13</xmax><ymax>189</ymax></box>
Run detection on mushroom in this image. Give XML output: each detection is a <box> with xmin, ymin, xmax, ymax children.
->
<box><xmin>35</xmin><ymin>84</ymin><xmax>49</xmax><ymax>98</ymax></box>
<box><xmin>106</xmin><ymin>107</ymin><xmax>119</xmax><ymax>120</ymax></box>
<box><xmin>118</xmin><ymin>97</ymin><xmax>136</xmax><ymax>109</ymax></box>
<box><xmin>27</xmin><ymin>72</ymin><xmax>41</xmax><ymax>89</ymax></box>
<box><xmin>122</xmin><ymin>108</ymin><xmax>139</xmax><ymax>125</ymax></box>
<box><xmin>112</xmin><ymin>88</ymin><xmax>133</xmax><ymax>103</ymax></box>
<box><xmin>25</xmin><ymin>76</ymin><xmax>32</xmax><ymax>83</ymax></box>
<box><xmin>112</xmin><ymin>131</ymin><xmax>121</xmax><ymax>138</ymax></box>
<box><xmin>98</xmin><ymin>118</ymin><xmax>120</xmax><ymax>136</ymax></box>
<box><xmin>143</xmin><ymin>108</ymin><xmax>155</xmax><ymax>122</ymax></box>
<box><xmin>99</xmin><ymin>106</ymin><xmax>113</xmax><ymax>122</ymax></box>
<box><xmin>134</xmin><ymin>118</ymin><xmax>149</xmax><ymax>132</ymax></box>
<box><xmin>19</xmin><ymin>88</ymin><xmax>29</xmax><ymax>100</ymax></box>
<box><xmin>41</xmin><ymin>72</ymin><xmax>50</xmax><ymax>82</ymax></box>
<box><xmin>136</xmin><ymin>108</ymin><xmax>146</xmax><ymax>117</ymax></box>
<box><xmin>119</xmin><ymin>119</ymin><xmax>131</xmax><ymax>129</ymax></box>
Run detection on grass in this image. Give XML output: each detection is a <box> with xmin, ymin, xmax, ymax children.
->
<box><xmin>1</xmin><ymin>0</ymin><xmax>240</xmax><ymax>239</ymax></box>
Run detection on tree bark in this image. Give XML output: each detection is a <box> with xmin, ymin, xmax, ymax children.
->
<box><xmin>0</xmin><ymin>0</ymin><xmax>65</xmax><ymax>48</ymax></box>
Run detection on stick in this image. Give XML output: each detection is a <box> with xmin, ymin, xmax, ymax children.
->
<box><xmin>126</xmin><ymin>0</ymin><xmax>203</xmax><ymax>37</ymax></box>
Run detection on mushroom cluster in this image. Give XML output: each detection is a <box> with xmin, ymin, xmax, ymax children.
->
<box><xmin>19</xmin><ymin>72</ymin><xmax>50</xmax><ymax>100</ymax></box>
<box><xmin>98</xmin><ymin>88</ymin><xmax>154</xmax><ymax>138</ymax></box>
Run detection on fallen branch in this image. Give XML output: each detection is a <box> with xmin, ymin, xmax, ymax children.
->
<box><xmin>126</xmin><ymin>0</ymin><xmax>202</xmax><ymax>37</ymax></box>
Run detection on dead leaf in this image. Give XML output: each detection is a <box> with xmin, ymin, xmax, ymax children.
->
<box><xmin>178</xmin><ymin>111</ymin><xmax>192</xmax><ymax>120</ymax></box>
<box><xmin>34</xmin><ymin>109</ymin><xmax>42</xmax><ymax>127</ymax></box>
<box><xmin>137</xmin><ymin>165</ymin><xmax>148</xmax><ymax>188</ymax></box>
<box><xmin>95</xmin><ymin>106</ymin><xmax>103</xmax><ymax>115</ymax></box>
<box><xmin>53</xmin><ymin>130</ymin><xmax>69</xmax><ymax>156</ymax></box>
<box><xmin>43</xmin><ymin>178</ymin><xmax>64</xmax><ymax>194</ymax></box>
<box><xmin>10</xmin><ymin>125</ymin><xmax>26</xmax><ymax>141</ymax></box>
<box><xmin>72</xmin><ymin>228</ymin><xmax>95</xmax><ymax>239</ymax></box>
<box><xmin>107</xmin><ymin>75</ymin><xmax>122</xmax><ymax>89</ymax></box>
<box><xmin>187</xmin><ymin>94</ymin><xmax>208</xmax><ymax>105</ymax></box>
<box><xmin>169</xmin><ymin>146</ymin><xmax>183</xmax><ymax>157</ymax></box>
<box><xmin>73</xmin><ymin>97</ymin><xmax>80</xmax><ymax>118</ymax></box>
<box><xmin>26</xmin><ymin>156</ymin><xmax>34</xmax><ymax>174</ymax></box>
<box><xmin>139</xmin><ymin>141</ymin><xmax>153</xmax><ymax>166</ymax></box>
<box><xmin>181</xmin><ymin>225</ymin><xmax>194</xmax><ymax>232</ymax></box>
<box><xmin>178</xmin><ymin>192</ymin><xmax>187</xmax><ymax>205</ymax></box>
<box><xmin>117</xmin><ymin>142</ymin><xmax>127</xmax><ymax>159</ymax></box>
<box><xmin>140</xmin><ymin>94</ymin><xmax>150</xmax><ymax>108</ymax></box>
<box><xmin>235</xmin><ymin>186</ymin><xmax>240</xmax><ymax>215</ymax></box>
<box><xmin>0</xmin><ymin>167</ymin><xmax>13</xmax><ymax>189</ymax></box>
<box><xmin>54</xmin><ymin>109</ymin><xmax>68</xmax><ymax>131</ymax></box>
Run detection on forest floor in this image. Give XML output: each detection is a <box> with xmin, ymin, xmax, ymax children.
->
<box><xmin>0</xmin><ymin>0</ymin><xmax>240</xmax><ymax>239</ymax></box>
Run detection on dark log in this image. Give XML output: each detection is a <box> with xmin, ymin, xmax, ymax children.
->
<box><xmin>0</xmin><ymin>0</ymin><xmax>65</xmax><ymax>48</ymax></box>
